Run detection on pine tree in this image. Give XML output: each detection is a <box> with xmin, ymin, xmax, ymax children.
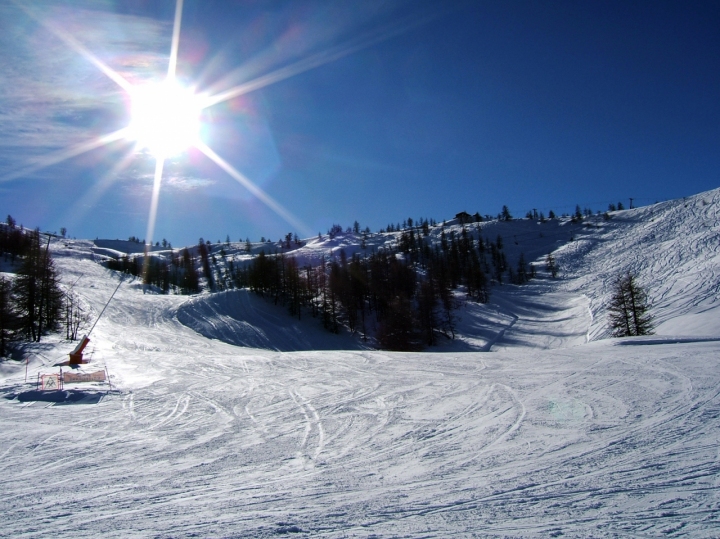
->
<box><xmin>546</xmin><ymin>254</ymin><xmax>558</xmax><ymax>278</ymax></box>
<box><xmin>377</xmin><ymin>296</ymin><xmax>420</xmax><ymax>351</ymax></box>
<box><xmin>501</xmin><ymin>205</ymin><xmax>512</xmax><ymax>221</ymax></box>
<box><xmin>416</xmin><ymin>279</ymin><xmax>438</xmax><ymax>346</ymax></box>
<box><xmin>198</xmin><ymin>240</ymin><xmax>214</xmax><ymax>290</ymax></box>
<box><xmin>13</xmin><ymin>230</ymin><xmax>63</xmax><ymax>342</ymax></box>
<box><xmin>515</xmin><ymin>253</ymin><xmax>529</xmax><ymax>284</ymax></box>
<box><xmin>607</xmin><ymin>273</ymin><xmax>654</xmax><ymax>337</ymax></box>
<box><xmin>0</xmin><ymin>276</ymin><xmax>18</xmax><ymax>357</ymax></box>
<box><xmin>573</xmin><ymin>204</ymin><xmax>583</xmax><ymax>222</ymax></box>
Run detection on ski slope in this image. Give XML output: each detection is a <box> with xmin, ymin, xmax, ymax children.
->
<box><xmin>1</xmin><ymin>189</ymin><xmax>719</xmax><ymax>537</ymax></box>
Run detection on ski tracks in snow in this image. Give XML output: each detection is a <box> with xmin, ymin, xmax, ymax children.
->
<box><xmin>2</xmin><ymin>217</ymin><xmax>720</xmax><ymax>537</ymax></box>
<box><xmin>289</xmin><ymin>388</ymin><xmax>325</xmax><ymax>463</ymax></box>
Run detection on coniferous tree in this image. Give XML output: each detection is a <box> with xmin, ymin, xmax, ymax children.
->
<box><xmin>501</xmin><ymin>205</ymin><xmax>512</xmax><ymax>221</ymax></box>
<box><xmin>546</xmin><ymin>254</ymin><xmax>558</xmax><ymax>278</ymax></box>
<box><xmin>198</xmin><ymin>240</ymin><xmax>214</xmax><ymax>290</ymax></box>
<box><xmin>515</xmin><ymin>253</ymin><xmax>529</xmax><ymax>284</ymax></box>
<box><xmin>607</xmin><ymin>273</ymin><xmax>654</xmax><ymax>337</ymax></box>
<box><xmin>285</xmin><ymin>257</ymin><xmax>303</xmax><ymax>319</ymax></box>
<box><xmin>377</xmin><ymin>296</ymin><xmax>420</xmax><ymax>351</ymax></box>
<box><xmin>0</xmin><ymin>276</ymin><xmax>18</xmax><ymax>357</ymax></box>
<box><xmin>180</xmin><ymin>248</ymin><xmax>200</xmax><ymax>293</ymax></box>
<box><xmin>13</xmin><ymin>230</ymin><xmax>63</xmax><ymax>342</ymax></box>
<box><xmin>574</xmin><ymin>204</ymin><xmax>583</xmax><ymax>221</ymax></box>
<box><xmin>416</xmin><ymin>278</ymin><xmax>438</xmax><ymax>346</ymax></box>
<box><xmin>13</xmin><ymin>230</ymin><xmax>38</xmax><ymax>340</ymax></box>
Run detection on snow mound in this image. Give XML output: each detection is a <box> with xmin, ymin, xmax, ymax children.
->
<box><xmin>176</xmin><ymin>289</ymin><xmax>367</xmax><ymax>351</ymax></box>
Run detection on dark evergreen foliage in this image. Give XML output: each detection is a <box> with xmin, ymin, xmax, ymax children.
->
<box><xmin>12</xmin><ymin>230</ymin><xmax>63</xmax><ymax>342</ymax></box>
<box><xmin>377</xmin><ymin>296</ymin><xmax>421</xmax><ymax>351</ymax></box>
<box><xmin>0</xmin><ymin>216</ymin><xmax>35</xmax><ymax>263</ymax></box>
<box><xmin>107</xmin><ymin>247</ymin><xmax>200</xmax><ymax>294</ymax></box>
<box><xmin>240</xmin><ymin>213</ymin><xmax>541</xmax><ymax>350</ymax></box>
<box><xmin>501</xmin><ymin>205</ymin><xmax>512</xmax><ymax>221</ymax></box>
<box><xmin>0</xmin><ymin>225</ymin><xmax>65</xmax><ymax>351</ymax></box>
<box><xmin>0</xmin><ymin>276</ymin><xmax>18</xmax><ymax>357</ymax></box>
<box><xmin>198</xmin><ymin>240</ymin><xmax>214</xmax><ymax>291</ymax></box>
<box><xmin>546</xmin><ymin>254</ymin><xmax>558</xmax><ymax>278</ymax></box>
<box><xmin>607</xmin><ymin>273</ymin><xmax>654</xmax><ymax>337</ymax></box>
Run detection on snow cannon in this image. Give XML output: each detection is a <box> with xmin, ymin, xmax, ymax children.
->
<box><xmin>69</xmin><ymin>335</ymin><xmax>90</xmax><ymax>365</ymax></box>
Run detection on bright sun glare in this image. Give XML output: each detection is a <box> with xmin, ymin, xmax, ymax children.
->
<box><xmin>8</xmin><ymin>0</ymin><xmax>393</xmax><ymax>243</ymax></box>
<box><xmin>128</xmin><ymin>81</ymin><xmax>202</xmax><ymax>158</ymax></box>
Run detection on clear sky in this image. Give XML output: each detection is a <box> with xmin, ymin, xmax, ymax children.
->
<box><xmin>0</xmin><ymin>0</ymin><xmax>718</xmax><ymax>247</ymax></box>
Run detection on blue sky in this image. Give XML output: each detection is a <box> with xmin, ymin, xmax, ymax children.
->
<box><xmin>0</xmin><ymin>0</ymin><xmax>718</xmax><ymax>247</ymax></box>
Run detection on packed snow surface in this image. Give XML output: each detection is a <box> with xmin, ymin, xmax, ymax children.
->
<box><xmin>1</xmin><ymin>188</ymin><xmax>719</xmax><ymax>537</ymax></box>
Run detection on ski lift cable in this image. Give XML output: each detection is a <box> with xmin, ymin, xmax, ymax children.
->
<box><xmin>87</xmin><ymin>275</ymin><xmax>124</xmax><ymax>338</ymax></box>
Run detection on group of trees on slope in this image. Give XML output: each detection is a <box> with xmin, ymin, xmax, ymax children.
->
<box><xmin>0</xmin><ymin>221</ymin><xmax>72</xmax><ymax>357</ymax></box>
<box><xmin>102</xmin><ymin>205</ymin><xmax>655</xmax><ymax>350</ymax></box>
<box><xmin>238</xmin><ymin>226</ymin><xmax>537</xmax><ymax>350</ymax></box>
<box><xmin>103</xmin><ymin>217</ymin><xmax>549</xmax><ymax>350</ymax></box>
<box><xmin>0</xmin><ymin>199</ymin><xmax>656</xmax><ymax>358</ymax></box>
<box><xmin>107</xmin><ymin>246</ymin><xmax>201</xmax><ymax>294</ymax></box>
<box><xmin>235</xmin><ymin>225</ymin><xmax>654</xmax><ymax>348</ymax></box>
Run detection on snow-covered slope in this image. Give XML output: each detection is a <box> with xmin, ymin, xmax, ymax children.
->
<box><xmin>136</xmin><ymin>187</ymin><xmax>718</xmax><ymax>352</ymax></box>
<box><xmin>557</xmin><ymin>189</ymin><xmax>720</xmax><ymax>339</ymax></box>
<box><xmin>433</xmin><ymin>187</ymin><xmax>720</xmax><ymax>350</ymax></box>
<box><xmin>177</xmin><ymin>289</ymin><xmax>369</xmax><ymax>351</ymax></box>
<box><xmin>0</xmin><ymin>188</ymin><xmax>719</xmax><ymax>537</ymax></box>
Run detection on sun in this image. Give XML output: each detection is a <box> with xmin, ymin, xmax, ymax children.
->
<box><xmin>5</xmin><ymin>0</ymin><xmax>412</xmax><ymax>243</ymax></box>
<box><xmin>8</xmin><ymin>0</ymin><xmax>336</xmax><ymax>243</ymax></box>
<box><xmin>127</xmin><ymin>80</ymin><xmax>202</xmax><ymax>158</ymax></box>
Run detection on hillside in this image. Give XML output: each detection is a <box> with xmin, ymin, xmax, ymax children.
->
<box><xmin>0</xmin><ymin>188</ymin><xmax>719</xmax><ymax>537</ymax></box>
<box><xmin>87</xmin><ymin>187</ymin><xmax>719</xmax><ymax>352</ymax></box>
